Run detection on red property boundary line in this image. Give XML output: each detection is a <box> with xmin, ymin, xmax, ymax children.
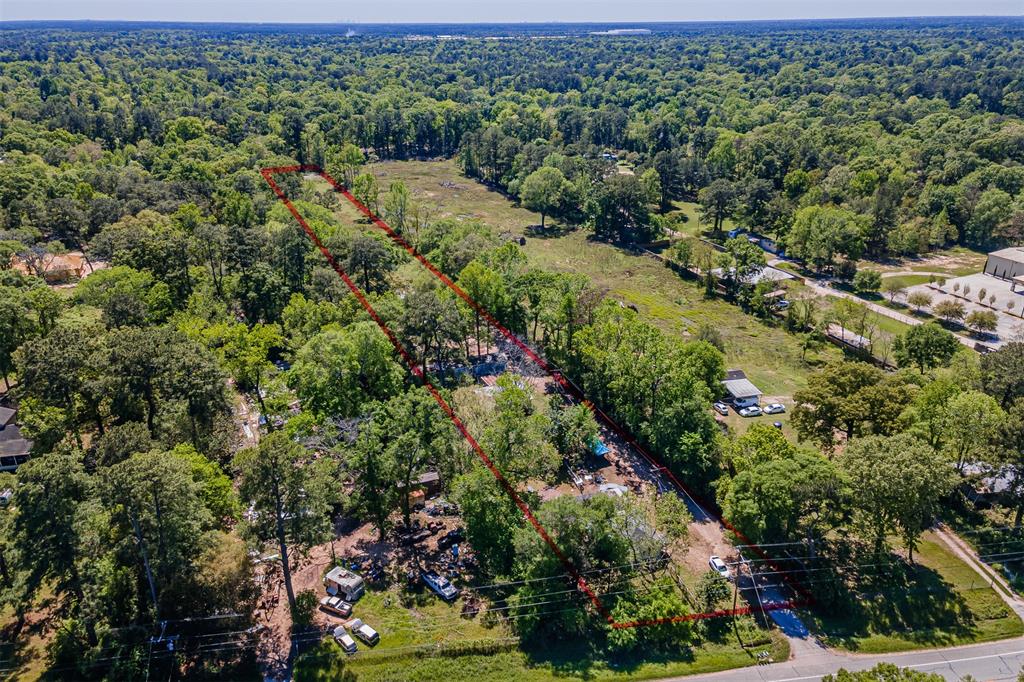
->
<box><xmin>261</xmin><ymin>165</ymin><xmax>811</xmax><ymax>629</ymax></box>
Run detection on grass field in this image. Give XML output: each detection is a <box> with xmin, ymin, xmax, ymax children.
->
<box><xmin>665</xmin><ymin>200</ymin><xmax>735</xmax><ymax>238</ymax></box>
<box><xmin>803</xmin><ymin>531</ymin><xmax>1024</xmax><ymax>654</ymax></box>
<box><xmin>880</xmin><ymin>274</ymin><xmax>934</xmax><ymax>290</ymax></box>
<box><xmin>364</xmin><ymin>160</ymin><xmax>841</xmax><ymax>399</ymax></box>
<box><xmin>346</xmin><ymin>633</ymin><xmax>788</xmax><ymax>682</ymax></box>
<box><xmin>342</xmin><ymin>585</ymin><xmax>789</xmax><ymax>682</ymax></box>
<box><xmin>858</xmin><ymin>247</ymin><xmax>989</xmax><ymax>279</ymax></box>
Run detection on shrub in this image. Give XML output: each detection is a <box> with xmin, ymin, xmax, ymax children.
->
<box><xmin>291</xmin><ymin>589</ymin><xmax>320</xmax><ymax>631</ymax></box>
<box><xmin>907</xmin><ymin>291</ymin><xmax>932</xmax><ymax>312</ymax></box>
<box><xmin>834</xmin><ymin>259</ymin><xmax>857</xmax><ymax>282</ymax></box>
<box><xmin>965</xmin><ymin>310</ymin><xmax>998</xmax><ymax>334</ymax></box>
<box><xmin>853</xmin><ymin>269</ymin><xmax>882</xmax><ymax>295</ymax></box>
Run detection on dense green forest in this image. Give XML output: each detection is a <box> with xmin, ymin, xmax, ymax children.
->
<box><xmin>2</xmin><ymin>19</ymin><xmax>1024</xmax><ymax>681</ymax></box>
<box><xmin>2</xmin><ymin>22</ymin><xmax>1023</xmax><ymax>257</ymax></box>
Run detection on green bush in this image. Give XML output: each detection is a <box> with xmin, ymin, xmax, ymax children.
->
<box><xmin>292</xmin><ymin>589</ymin><xmax>320</xmax><ymax>630</ymax></box>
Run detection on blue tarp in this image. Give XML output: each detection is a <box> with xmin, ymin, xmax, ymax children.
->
<box><xmin>591</xmin><ymin>438</ymin><xmax>610</xmax><ymax>457</ymax></box>
<box><xmin>472</xmin><ymin>361</ymin><xmax>507</xmax><ymax>378</ymax></box>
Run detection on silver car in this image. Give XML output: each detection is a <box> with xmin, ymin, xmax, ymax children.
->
<box><xmin>333</xmin><ymin>625</ymin><xmax>357</xmax><ymax>654</ymax></box>
<box><xmin>348</xmin><ymin>618</ymin><xmax>380</xmax><ymax>646</ymax></box>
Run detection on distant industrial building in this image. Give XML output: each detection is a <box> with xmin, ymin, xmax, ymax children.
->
<box><xmin>984</xmin><ymin>247</ymin><xmax>1024</xmax><ymax>283</ymax></box>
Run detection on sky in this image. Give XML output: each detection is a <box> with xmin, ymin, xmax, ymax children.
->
<box><xmin>2</xmin><ymin>0</ymin><xmax>1021</xmax><ymax>23</ymax></box>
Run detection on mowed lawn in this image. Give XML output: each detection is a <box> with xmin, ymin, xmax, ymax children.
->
<box><xmin>665</xmin><ymin>200</ymin><xmax>736</xmax><ymax>237</ymax></box>
<box><xmin>366</xmin><ymin>160</ymin><xmax>841</xmax><ymax>398</ymax></box>
<box><xmin>342</xmin><ymin>586</ymin><xmax>789</xmax><ymax>682</ymax></box>
<box><xmin>346</xmin><ymin>635</ymin><xmax>789</xmax><ymax>682</ymax></box>
<box><xmin>802</xmin><ymin>531</ymin><xmax>1024</xmax><ymax>654</ymax></box>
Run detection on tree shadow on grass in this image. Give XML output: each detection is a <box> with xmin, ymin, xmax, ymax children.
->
<box><xmin>0</xmin><ymin>590</ymin><xmax>61</xmax><ymax>678</ymax></box>
<box><xmin>812</xmin><ymin>560</ymin><xmax>976</xmax><ymax>650</ymax></box>
<box><xmin>525</xmin><ymin>223</ymin><xmax>577</xmax><ymax>239</ymax></box>
<box><xmin>520</xmin><ymin>634</ymin><xmax>697</xmax><ymax>680</ymax></box>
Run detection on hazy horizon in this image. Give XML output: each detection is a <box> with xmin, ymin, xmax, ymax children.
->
<box><xmin>2</xmin><ymin>0</ymin><xmax>1021</xmax><ymax>24</ymax></box>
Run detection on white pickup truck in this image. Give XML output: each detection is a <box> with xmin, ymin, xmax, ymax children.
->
<box><xmin>347</xmin><ymin>618</ymin><xmax>379</xmax><ymax>646</ymax></box>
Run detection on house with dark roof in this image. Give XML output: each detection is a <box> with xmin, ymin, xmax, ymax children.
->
<box><xmin>0</xmin><ymin>406</ymin><xmax>33</xmax><ymax>472</ymax></box>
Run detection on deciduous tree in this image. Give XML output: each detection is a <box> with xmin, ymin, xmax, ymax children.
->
<box><xmin>289</xmin><ymin>322</ymin><xmax>404</xmax><ymax>418</ymax></box>
<box><xmin>520</xmin><ymin>166</ymin><xmax>567</xmax><ymax>228</ymax></box>
<box><xmin>981</xmin><ymin>341</ymin><xmax>1024</xmax><ymax>408</ymax></box>
<box><xmin>840</xmin><ymin>433</ymin><xmax>955</xmax><ymax>561</ymax></box>
<box><xmin>234</xmin><ymin>432</ymin><xmax>338</xmax><ymax>616</ymax></box>
<box><xmin>893</xmin><ymin>322</ymin><xmax>960</xmax><ymax>373</ymax></box>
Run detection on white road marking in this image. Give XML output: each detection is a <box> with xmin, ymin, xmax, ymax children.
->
<box><xmin>764</xmin><ymin>649</ymin><xmax>1024</xmax><ymax>682</ymax></box>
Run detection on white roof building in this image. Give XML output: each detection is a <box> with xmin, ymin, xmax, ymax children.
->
<box><xmin>985</xmin><ymin>247</ymin><xmax>1024</xmax><ymax>281</ymax></box>
<box><xmin>324</xmin><ymin>566</ymin><xmax>365</xmax><ymax>601</ymax></box>
<box><xmin>721</xmin><ymin>370</ymin><xmax>762</xmax><ymax>407</ymax></box>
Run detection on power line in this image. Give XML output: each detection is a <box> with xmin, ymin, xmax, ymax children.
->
<box><xmin>467</xmin><ymin>556</ymin><xmax>670</xmax><ymax>591</ymax></box>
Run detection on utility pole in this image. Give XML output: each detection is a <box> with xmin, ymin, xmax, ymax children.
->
<box><xmin>731</xmin><ymin>561</ymin><xmax>743</xmax><ymax>647</ymax></box>
<box><xmin>744</xmin><ymin>556</ymin><xmax>769</xmax><ymax>625</ymax></box>
<box><xmin>130</xmin><ymin>505</ymin><xmax>160</xmax><ymax>621</ymax></box>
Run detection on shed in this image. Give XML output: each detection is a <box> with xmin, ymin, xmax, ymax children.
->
<box><xmin>721</xmin><ymin>375</ymin><xmax>762</xmax><ymax>408</ymax></box>
<box><xmin>414</xmin><ymin>471</ymin><xmax>441</xmax><ymax>497</ymax></box>
<box><xmin>397</xmin><ymin>470</ymin><xmax>441</xmax><ymax>499</ymax></box>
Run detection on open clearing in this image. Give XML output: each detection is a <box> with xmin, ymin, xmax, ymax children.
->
<box><xmin>369</xmin><ymin>159</ymin><xmax>841</xmax><ymax>400</ymax></box>
<box><xmin>856</xmin><ymin>247</ymin><xmax>990</xmax><ymax>280</ymax></box>
<box><xmin>345</xmin><ymin>630</ymin><xmax>789</xmax><ymax>682</ymax></box>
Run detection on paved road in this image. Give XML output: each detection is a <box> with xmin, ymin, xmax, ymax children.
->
<box><xmin>667</xmin><ymin>526</ymin><xmax>1024</xmax><ymax>682</ymax></box>
<box><xmin>663</xmin><ymin>637</ymin><xmax>1024</xmax><ymax>681</ymax></box>
<box><xmin>800</xmin><ymin>274</ymin><xmax>980</xmax><ymax>350</ymax></box>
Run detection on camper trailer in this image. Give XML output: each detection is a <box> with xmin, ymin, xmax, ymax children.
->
<box><xmin>324</xmin><ymin>566</ymin><xmax>365</xmax><ymax>602</ymax></box>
